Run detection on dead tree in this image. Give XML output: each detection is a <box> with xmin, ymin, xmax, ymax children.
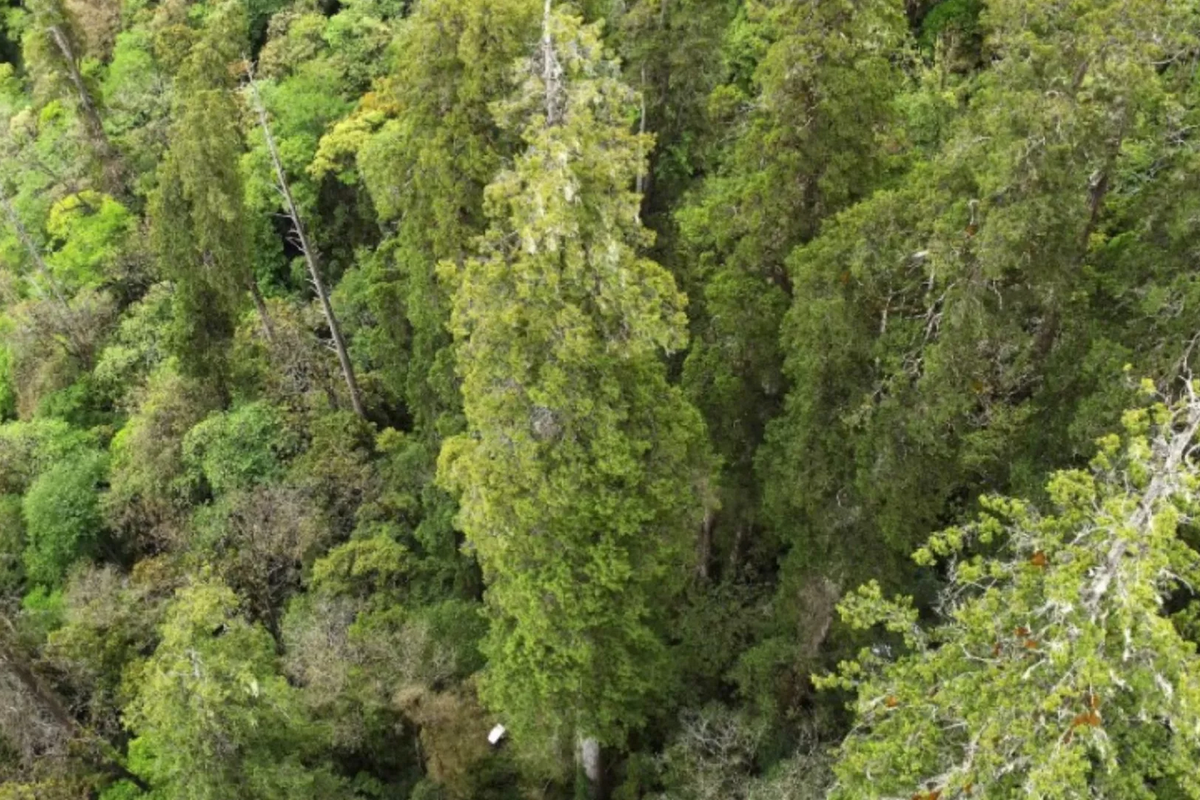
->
<box><xmin>245</xmin><ymin>63</ymin><xmax>364</xmax><ymax>419</ymax></box>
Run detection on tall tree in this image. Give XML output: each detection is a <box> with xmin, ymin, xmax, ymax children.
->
<box><xmin>320</xmin><ymin>0</ymin><xmax>539</xmax><ymax>430</ymax></box>
<box><xmin>148</xmin><ymin>0</ymin><xmax>263</xmax><ymax>385</ymax></box>
<box><xmin>677</xmin><ymin>0</ymin><xmax>908</xmax><ymax>576</ymax></box>
<box><xmin>312</xmin><ymin>0</ymin><xmax>540</xmax><ymax>591</ymax></box>
<box><xmin>821</xmin><ymin>387</ymin><xmax>1200</xmax><ymax>799</ymax></box>
<box><xmin>438</xmin><ymin>0</ymin><xmax>709</xmax><ymax>755</ymax></box>
<box><xmin>760</xmin><ymin>0</ymin><xmax>1200</xmax><ymax>585</ymax></box>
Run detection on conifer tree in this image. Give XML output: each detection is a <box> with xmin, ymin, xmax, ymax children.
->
<box><xmin>438</xmin><ymin>0</ymin><xmax>708</xmax><ymax>750</ymax></box>
<box><xmin>314</xmin><ymin>0</ymin><xmax>540</xmax><ymax>591</ymax></box>
<box><xmin>148</xmin><ymin>1</ymin><xmax>260</xmax><ymax>385</ymax></box>
<box><xmin>677</xmin><ymin>0</ymin><xmax>907</xmax><ymax>574</ymax></box>
<box><xmin>332</xmin><ymin>0</ymin><xmax>538</xmax><ymax>430</ymax></box>
<box><xmin>822</xmin><ymin>387</ymin><xmax>1200</xmax><ymax>799</ymax></box>
<box><xmin>760</xmin><ymin>0</ymin><xmax>1200</xmax><ymax>584</ymax></box>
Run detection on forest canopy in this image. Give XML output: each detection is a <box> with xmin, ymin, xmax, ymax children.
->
<box><xmin>2</xmin><ymin>0</ymin><xmax>1200</xmax><ymax>798</ymax></box>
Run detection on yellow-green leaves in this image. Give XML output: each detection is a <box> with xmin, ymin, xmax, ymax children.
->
<box><xmin>439</xmin><ymin>4</ymin><xmax>708</xmax><ymax>746</ymax></box>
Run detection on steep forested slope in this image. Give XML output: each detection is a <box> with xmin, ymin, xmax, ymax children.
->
<box><xmin>2</xmin><ymin>0</ymin><xmax>1200</xmax><ymax>798</ymax></box>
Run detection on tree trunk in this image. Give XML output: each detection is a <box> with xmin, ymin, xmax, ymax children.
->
<box><xmin>247</xmin><ymin>277</ymin><xmax>275</xmax><ymax>344</ymax></box>
<box><xmin>0</xmin><ymin>617</ymin><xmax>151</xmax><ymax>791</ymax></box>
<box><xmin>47</xmin><ymin>24</ymin><xmax>125</xmax><ymax>197</ymax></box>
<box><xmin>576</xmin><ymin>733</ymin><xmax>602</xmax><ymax>800</ymax></box>
<box><xmin>246</xmin><ymin>65</ymin><xmax>365</xmax><ymax>419</ymax></box>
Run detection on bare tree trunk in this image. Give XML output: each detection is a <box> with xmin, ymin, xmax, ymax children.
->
<box><xmin>0</xmin><ymin>616</ymin><xmax>151</xmax><ymax>791</ymax></box>
<box><xmin>576</xmin><ymin>733</ymin><xmax>602</xmax><ymax>800</ymax></box>
<box><xmin>245</xmin><ymin>64</ymin><xmax>365</xmax><ymax>419</ymax></box>
<box><xmin>47</xmin><ymin>25</ymin><xmax>124</xmax><ymax>197</ymax></box>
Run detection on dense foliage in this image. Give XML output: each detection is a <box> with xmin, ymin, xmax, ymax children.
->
<box><xmin>3</xmin><ymin>0</ymin><xmax>1200</xmax><ymax>798</ymax></box>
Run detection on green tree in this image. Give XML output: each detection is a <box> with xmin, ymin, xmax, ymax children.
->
<box><xmin>21</xmin><ymin>449</ymin><xmax>106</xmax><ymax>587</ymax></box>
<box><xmin>820</xmin><ymin>388</ymin><xmax>1200</xmax><ymax>799</ymax></box>
<box><xmin>148</xmin><ymin>0</ymin><xmax>262</xmax><ymax>386</ymax></box>
<box><xmin>760</xmin><ymin>0</ymin><xmax>1200</xmax><ymax>583</ymax></box>
<box><xmin>677</xmin><ymin>0</ymin><xmax>908</xmax><ymax>574</ymax></box>
<box><xmin>315</xmin><ymin>0</ymin><xmax>540</xmax><ymax>602</ymax></box>
<box><xmin>182</xmin><ymin>401</ymin><xmax>299</xmax><ymax>498</ymax></box>
<box><xmin>125</xmin><ymin>580</ymin><xmax>349</xmax><ymax>800</ymax></box>
<box><xmin>438</xmin><ymin>2</ymin><xmax>709</xmax><ymax>749</ymax></box>
<box><xmin>319</xmin><ymin>0</ymin><xmax>536</xmax><ymax>430</ymax></box>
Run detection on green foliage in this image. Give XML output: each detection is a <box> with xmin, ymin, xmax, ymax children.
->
<box><xmin>439</xmin><ymin>5</ymin><xmax>709</xmax><ymax>745</ymax></box>
<box><xmin>3</xmin><ymin>0</ymin><xmax>1200</xmax><ymax>794</ymax></box>
<box><xmin>677</xmin><ymin>0</ymin><xmax>908</xmax><ymax>565</ymax></box>
<box><xmin>918</xmin><ymin>0</ymin><xmax>983</xmax><ymax>53</ymax></box>
<box><xmin>105</xmin><ymin>364</ymin><xmax>218</xmax><ymax>546</ymax></box>
<box><xmin>332</xmin><ymin>0</ymin><xmax>537</xmax><ymax>430</ymax></box>
<box><xmin>19</xmin><ymin>583</ymin><xmax>65</xmax><ymax>643</ymax></box>
<box><xmin>0</xmin><ymin>493</ymin><xmax>25</xmax><ymax>594</ymax></box>
<box><xmin>45</xmin><ymin>191</ymin><xmax>134</xmax><ymax>291</ymax></box>
<box><xmin>822</xmin><ymin>396</ymin><xmax>1200</xmax><ymax>798</ymax></box>
<box><xmin>182</xmin><ymin>401</ymin><xmax>299</xmax><ymax>497</ymax></box>
<box><xmin>0</xmin><ymin>417</ymin><xmax>92</xmax><ymax>495</ymax></box>
<box><xmin>309</xmin><ymin>533</ymin><xmax>412</xmax><ymax>602</ymax></box>
<box><xmin>149</xmin><ymin>0</ymin><xmax>253</xmax><ymax>384</ymax></box>
<box><xmin>21</xmin><ymin>449</ymin><xmax>107</xmax><ymax>587</ymax></box>
<box><xmin>126</xmin><ymin>580</ymin><xmax>350</xmax><ymax>799</ymax></box>
<box><xmin>761</xmin><ymin>0</ymin><xmax>1200</xmax><ymax>588</ymax></box>
<box><xmin>46</xmin><ymin>563</ymin><xmax>171</xmax><ymax>737</ymax></box>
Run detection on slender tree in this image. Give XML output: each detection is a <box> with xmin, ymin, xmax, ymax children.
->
<box><xmin>149</xmin><ymin>1</ymin><xmax>267</xmax><ymax>385</ymax></box>
<box><xmin>245</xmin><ymin>63</ymin><xmax>364</xmax><ymax>418</ymax></box>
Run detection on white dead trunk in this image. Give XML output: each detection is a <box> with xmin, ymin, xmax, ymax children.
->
<box><xmin>245</xmin><ymin>63</ymin><xmax>365</xmax><ymax>418</ymax></box>
<box><xmin>47</xmin><ymin>25</ymin><xmax>124</xmax><ymax>196</ymax></box>
<box><xmin>576</xmin><ymin>733</ymin><xmax>602</xmax><ymax>799</ymax></box>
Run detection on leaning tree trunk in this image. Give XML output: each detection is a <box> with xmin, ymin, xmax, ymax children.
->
<box><xmin>47</xmin><ymin>25</ymin><xmax>125</xmax><ymax>197</ymax></box>
<box><xmin>245</xmin><ymin>64</ymin><xmax>365</xmax><ymax>419</ymax></box>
